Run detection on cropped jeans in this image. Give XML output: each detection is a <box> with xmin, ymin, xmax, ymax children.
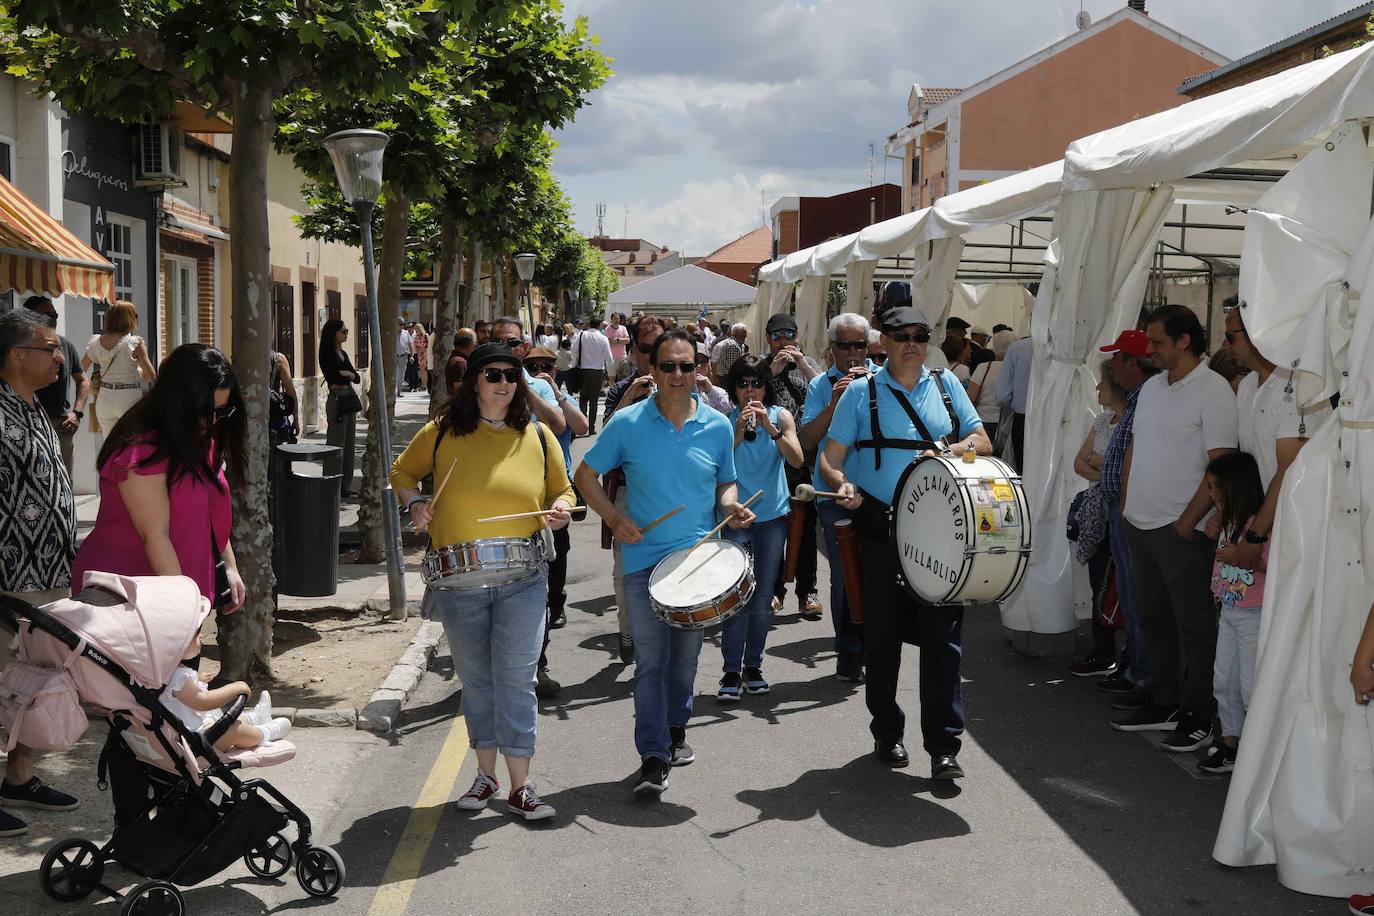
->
<box><xmin>624</xmin><ymin>567</ymin><xmax>703</xmax><ymax>763</ymax></box>
<box><xmin>433</xmin><ymin>570</ymin><xmax>548</xmax><ymax>758</ymax></box>
<box><xmin>722</xmin><ymin>517</ymin><xmax>788</xmax><ymax>672</ymax></box>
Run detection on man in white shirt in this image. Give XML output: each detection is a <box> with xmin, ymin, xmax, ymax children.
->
<box><xmin>394</xmin><ymin>319</ymin><xmax>413</xmax><ymax>396</ymax></box>
<box><xmin>572</xmin><ymin>316</ymin><xmax>615</xmax><ymax>432</ymax></box>
<box><xmin>1114</xmin><ymin>305</ymin><xmax>1238</xmax><ymax>753</ymax></box>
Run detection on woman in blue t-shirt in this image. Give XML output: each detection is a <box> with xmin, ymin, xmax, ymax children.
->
<box><xmin>719</xmin><ymin>355</ymin><xmax>805</xmax><ymax>701</ymax></box>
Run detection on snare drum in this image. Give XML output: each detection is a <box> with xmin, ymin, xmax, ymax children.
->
<box><xmin>647</xmin><ymin>540</ymin><xmax>755</xmax><ymax>630</ymax></box>
<box><xmin>422</xmin><ymin>530</ymin><xmax>553</xmax><ymax>590</ymax></box>
<box><xmin>890</xmin><ymin>453</ymin><xmax>1031</xmax><ymax>605</ymax></box>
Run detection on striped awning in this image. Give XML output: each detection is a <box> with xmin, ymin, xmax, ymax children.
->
<box><xmin>0</xmin><ymin>173</ymin><xmax>115</xmax><ymax>301</ymax></box>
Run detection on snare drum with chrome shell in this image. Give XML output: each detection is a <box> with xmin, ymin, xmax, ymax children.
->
<box><xmin>648</xmin><ymin>540</ymin><xmax>754</xmax><ymax>630</ymax></box>
<box><xmin>422</xmin><ymin>530</ymin><xmax>552</xmax><ymax>590</ymax></box>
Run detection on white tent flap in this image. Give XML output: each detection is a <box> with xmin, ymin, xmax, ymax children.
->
<box><xmin>795</xmin><ymin>275</ymin><xmax>828</xmax><ymax>360</ymax></box>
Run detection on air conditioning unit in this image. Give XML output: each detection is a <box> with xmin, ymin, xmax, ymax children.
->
<box><xmin>138</xmin><ymin>123</ymin><xmax>183</xmax><ymax>182</ymax></box>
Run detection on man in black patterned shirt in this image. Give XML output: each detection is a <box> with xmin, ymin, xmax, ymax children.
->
<box><xmin>0</xmin><ymin>307</ymin><xmax>79</xmax><ymax>837</ymax></box>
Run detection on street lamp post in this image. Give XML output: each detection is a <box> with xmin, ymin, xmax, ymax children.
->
<box><xmin>514</xmin><ymin>252</ymin><xmax>537</xmax><ymax>341</ymax></box>
<box><xmin>323</xmin><ymin>128</ymin><xmax>407</xmax><ymax>621</ymax></box>
<box><xmin>569</xmin><ymin>285</ymin><xmax>581</xmax><ymax>320</ymax></box>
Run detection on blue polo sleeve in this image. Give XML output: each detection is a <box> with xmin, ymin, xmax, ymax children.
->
<box><xmin>944</xmin><ymin>373</ymin><xmax>984</xmax><ymax>433</ymax></box>
<box><xmin>800</xmin><ymin>373</ymin><xmax>829</xmax><ymax>425</ymax></box>
<box><xmin>714</xmin><ymin>420</ymin><xmax>737</xmax><ymax>484</ymax></box>
<box><xmin>582</xmin><ymin>412</ymin><xmax>625</xmax><ymax>476</ymax></box>
<box><xmin>528</xmin><ymin>375</ymin><xmax>559</xmax><ymax>407</ymax></box>
<box><xmin>827</xmin><ymin>376</ymin><xmax>867</xmax><ymax>447</ymax></box>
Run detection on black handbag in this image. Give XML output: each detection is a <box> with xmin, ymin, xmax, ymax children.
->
<box><xmin>334</xmin><ymin>386</ymin><xmax>363</xmax><ymax>416</ymax></box>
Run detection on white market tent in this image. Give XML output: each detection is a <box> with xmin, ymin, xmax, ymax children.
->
<box><xmin>607</xmin><ymin>263</ymin><xmax>757</xmax><ymax>323</ymax></box>
<box><xmin>749</xmin><ymin>41</ymin><xmax>1374</xmax><ymax>897</ymax></box>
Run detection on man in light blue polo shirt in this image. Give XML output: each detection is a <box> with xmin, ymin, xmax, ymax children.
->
<box><xmin>576</xmin><ymin>329</ymin><xmax>754</xmax><ymax>797</ymax></box>
<box><xmin>798</xmin><ymin>312</ymin><xmax>875</xmax><ymax>683</ymax></box>
<box><xmin>824</xmin><ymin>302</ymin><xmax>989</xmax><ymax>781</ymax></box>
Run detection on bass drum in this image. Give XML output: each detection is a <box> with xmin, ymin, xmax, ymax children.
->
<box><xmin>890</xmin><ymin>453</ymin><xmax>1031</xmax><ymax>605</ymax></box>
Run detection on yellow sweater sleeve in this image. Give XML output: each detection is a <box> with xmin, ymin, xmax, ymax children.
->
<box><xmin>390</xmin><ymin>421</ymin><xmax>440</xmax><ymax>492</ymax></box>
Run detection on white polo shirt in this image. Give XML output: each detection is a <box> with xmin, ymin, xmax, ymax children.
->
<box><xmin>1237</xmin><ymin>368</ymin><xmax>1329</xmax><ymax>491</ymax></box>
<box><xmin>1124</xmin><ymin>360</ymin><xmax>1238</xmax><ymax>531</ymax></box>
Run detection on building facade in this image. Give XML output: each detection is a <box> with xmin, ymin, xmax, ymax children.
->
<box><xmin>769</xmin><ymin>184</ymin><xmax>902</xmax><ymax>260</ymax></box>
<box><xmin>887</xmin><ymin>4</ymin><xmax>1226</xmax><ymax>212</ymax></box>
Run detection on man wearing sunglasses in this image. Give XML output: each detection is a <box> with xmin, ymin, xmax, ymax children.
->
<box><xmin>797</xmin><ymin>313</ymin><xmax>878</xmax><ymax>683</ymax></box>
<box><xmin>489</xmin><ymin>317</ymin><xmax>570</xmax><ymax>439</ymax></box>
<box><xmin>866</xmin><ymin>329</ymin><xmax>887</xmax><ymax>367</ymax></box>
<box><xmin>823</xmin><ymin>303</ymin><xmax>989</xmax><ymax>780</ymax></box>
<box><xmin>576</xmin><ymin>329</ymin><xmax>754</xmax><ymax>797</ymax></box>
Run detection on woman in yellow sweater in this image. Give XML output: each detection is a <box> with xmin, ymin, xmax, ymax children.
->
<box><xmin>391</xmin><ymin>343</ymin><xmax>575</xmax><ymax>821</ymax></box>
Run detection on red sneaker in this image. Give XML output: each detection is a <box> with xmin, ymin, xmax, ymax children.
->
<box><xmin>455</xmin><ymin>773</ymin><xmax>499</xmax><ymax>811</ymax></box>
<box><xmin>1351</xmin><ymin>894</ymin><xmax>1374</xmax><ymax>915</ymax></box>
<box><xmin>507</xmin><ymin>783</ymin><xmax>556</xmax><ymax>821</ymax></box>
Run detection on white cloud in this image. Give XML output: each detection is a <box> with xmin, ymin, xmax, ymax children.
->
<box><xmin>625</xmin><ymin>172</ymin><xmax>801</xmax><ymax>255</ymax></box>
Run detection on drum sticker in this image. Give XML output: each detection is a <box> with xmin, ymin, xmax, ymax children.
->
<box><xmin>976</xmin><ymin>508</ymin><xmax>1000</xmax><ymax>534</ymax></box>
<box><xmin>991</xmin><ymin>482</ymin><xmax>1015</xmax><ymax>502</ymax></box>
<box><xmin>999</xmin><ymin>502</ymin><xmax>1020</xmax><ymax>529</ymax></box>
<box><xmin>972</xmin><ymin>485</ymin><xmax>993</xmax><ymax>506</ymax></box>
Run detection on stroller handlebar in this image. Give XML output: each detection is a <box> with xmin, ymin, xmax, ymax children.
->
<box><xmin>202</xmin><ymin>693</ymin><xmax>248</xmax><ymax>748</ymax></box>
<box><xmin>0</xmin><ymin>593</ymin><xmax>82</xmax><ymax>651</ymax></box>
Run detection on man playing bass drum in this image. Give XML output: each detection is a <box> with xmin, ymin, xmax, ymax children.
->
<box><xmin>820</xmin><ymin>302</ymin><xmax>991</xmax><ymax>780</ymax></box>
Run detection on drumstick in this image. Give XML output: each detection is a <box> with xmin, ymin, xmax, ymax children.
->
<box><xmin>689</xmin><ymin>489</ymin><xmax>764</xmax><ymax>551</ymax></box>
<box><xmin>791</xmin><ymin>483</ymin><xmax>844</xmax><ymax>503</ymax></box>
<box><xmin>414</xmin><ymin>461</ymin><xmax>460</xmax><ymax>534</ymax></box>
<box><xmin>477</xmin><ymin>507</ymin><xmax>588</xmax><ymax>523</ymax></box>
<box><xmin>639</xmin><ymin>505</ymin><xmax>685</xmax><ymax>534</ymax></box>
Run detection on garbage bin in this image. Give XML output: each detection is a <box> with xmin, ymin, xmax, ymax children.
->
<box><xmin>271</xmin><ymin>443</ymin><xmax>342</xmax><ymax>597</ymax></box>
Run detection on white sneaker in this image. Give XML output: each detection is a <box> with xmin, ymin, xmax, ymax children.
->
<box><xmin>246</xmin><ymin>691</ymin><xmax>273</xmax><ymax>726</ymax></box>
<box><xmin>260</xmin><ymin>717</ymin><xmax>292</xmax><ymax>743</ymax></box>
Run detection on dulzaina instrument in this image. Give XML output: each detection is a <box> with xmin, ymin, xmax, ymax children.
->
<box><xmin>889</xmin><ymin>450</ymin><xmax>1031</xmax><ymax>605</ymax></box>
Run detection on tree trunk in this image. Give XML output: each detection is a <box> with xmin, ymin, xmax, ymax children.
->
<box><xmin>493</xmin><ymin>256</ymin><xmax>506</xmax><ymax>315</ymax></box>
<box><xmin>467</xmin><ymin>238</ymin><xmax>484</xmax><ymax>326</ymax></box>
<box><xmin>429</xmin><ymin>216</ymin><xmax>463</xmax><ymax>417</ymax></box>
<box><xmin>460</xmin><ymin>241</ymin><xmax>477</xmax><ymax>329</ymax></box>
<box><xmin>356</xmin><ymin>184</ymin><xmax>410</xmax><ymax>564</ymax></box>
<box><xmin>219</xmin><ymin>79</ymin><xmax>276</xmax><ymax>685</ymax></box>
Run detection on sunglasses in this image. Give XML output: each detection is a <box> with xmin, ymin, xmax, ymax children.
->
<box><xmin>769</xmin><ymin>329</ymin><xmax>797</xmax><ymax>341</ymax></box>
<box><xmin>525</xmin><ymin>361</ymin><xmax>555</xmax><ymax>374</ymax></box>
<box><xmin>1223</xmin><ymin>329</ymin><xmax>1247</xmax><ymax>344</ymax></box>
<box><xmin>656</xmin><ymin>361</ymin><xmax>695</xmax><ymax>375</ymax></box>
<box><xmin>833</xmin><ymin>340</ymin><xmax>866</xmax><ymax>351</ymax></box>
<box><xmin>887</xmin><ymin>328</ymin><xmax>931</xmax><ymax>344</ymax></box>
<box><xmin>211</xmin><ymin>404</ymin><xmax>237</xmax><ymax>424</ymax></box>
<box><xmin>499</xmin><ymin>337</ymin><xmax>523</xmax><ymax>349</ymax></box>
<box><xmin>481</xmin><ymin>367</ymin><xmax>522</xmax><ymax>384</ymax></box>
<box><xmin>737</xmin><ymin>378</ymin><xmax>766</xmax><ymax>389</ymax></box>
<box><xmin>637</xmin><ymin>343</ymin><xmax>655</xmax><ymax>354</ymax></box>
<box><xmin>869</xmin><ymin>352</ymin><xmax>888</xmax><ymax>364</ymax></box>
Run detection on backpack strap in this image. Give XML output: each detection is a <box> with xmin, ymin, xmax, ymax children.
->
<box><xmin>853</xmin><ymin>378</ymin><xmax>932</xmax><ymax>470</ymax></box>
<box><xmin>930</xmin><ymin>369</ymin><xmax>961</xmax><ymax>441</ymax></box>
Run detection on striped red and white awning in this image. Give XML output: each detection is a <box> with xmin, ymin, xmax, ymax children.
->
<box><xmin>0</xmin><ymin>173</ymin><xmax>115</xmax><ymax>301</ymax></box>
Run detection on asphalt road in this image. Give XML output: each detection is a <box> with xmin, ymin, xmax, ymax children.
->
<box><xmin>1</xmin><ymin>423</ymin><xmax>1335</xmax><ymax>915</ymax></box>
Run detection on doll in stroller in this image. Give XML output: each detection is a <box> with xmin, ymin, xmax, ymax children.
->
<box><xmin>0</xmin><ymin>572</ymin><xmax>345</xmax><ymax>914</ymax></box>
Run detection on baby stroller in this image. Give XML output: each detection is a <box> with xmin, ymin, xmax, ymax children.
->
<box><xmin>0</xmin><ymin>572</ymin><xmax>344</xmax><ymax>914</ymax></box>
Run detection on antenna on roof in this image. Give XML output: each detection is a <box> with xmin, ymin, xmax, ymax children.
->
<box><xmin>868</xmin><ymin>143</ymin><xmax>875</xmax><ymax>186</ymax></box>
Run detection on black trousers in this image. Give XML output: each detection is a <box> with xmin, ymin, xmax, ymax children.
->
<box><xmin>1011</xmin><ymin>411</ymin><xmax>1026</xmax><ymax>469</ymax></box>
<box><xmin>854</xmin><ymin>499</ymin><xmax>965</xmax><ymax>757</ymax></box>
<box><xmin>539</xmin><ymin>525</ymin><xmax>571</xmax><ymax>670</ymax></box>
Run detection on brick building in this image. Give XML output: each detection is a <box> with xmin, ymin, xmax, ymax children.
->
<box><xmin>769</xmin><ymin>184</ymin><xmax>902</xmax><ymax>260</ymax></box>
<box><xmin>1179</xmin><ymin>3</ymin><xmax>1374</xmax><ymax>99</ymax></box>
<box><xmin>695</xmin><ymin>225</ymin><xmax>771</xmax><ymax>285</ymax></box>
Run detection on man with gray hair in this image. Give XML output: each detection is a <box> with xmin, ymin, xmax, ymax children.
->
<box><xmin>798</xmin><ymin>311</ymin><xmax>877</xmax><ymax>683</ymax></box>
<box><xmin>710</xmin><ymin>322</ymin><xmax>749</xmax><ymax>380</ymax></box>
<box><xmin>0</xmin><ymin>307</ymin><xmax>80</xmax><ymax>837</ymax></box>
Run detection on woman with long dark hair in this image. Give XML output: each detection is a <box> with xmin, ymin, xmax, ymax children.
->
<box><xmin>72</xmin><ymin>344</ymin><xmax>247</xmax><ymax>609</ymax></box>
<box><xmin>390</xmin><ymin>343</ymin><xmax>575</xmax><ymax>821</ymax></box>
<box><xmin>318</xmin><ymin>318</ymin><xmax>360</xmax><ymax>496</ymax></box>
<box><xmin>716</xmin><ymin>354</ymin><xmax>804</xmax><ymax>701</ymax></box>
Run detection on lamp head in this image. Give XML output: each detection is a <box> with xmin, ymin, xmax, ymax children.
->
<box><xmin>514</xmin><ymin>252</ymin><xmax>537</xmax><ymax>283</ymax></box>
<box><xmin>323</xmin><ymin>129</ymin><xmax>389</xmax><ymax>205</ymax></box>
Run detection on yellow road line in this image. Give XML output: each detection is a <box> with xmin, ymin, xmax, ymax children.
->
<box><xmin>365</xmin><ymin>714</ymin><xmax>471</xmax><ymax>916</ymax></box>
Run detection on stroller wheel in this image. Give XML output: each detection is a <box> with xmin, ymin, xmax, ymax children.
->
<box><xmin>245</xmin><ymin>831</ymin><xmax>293</xmax><ymax>878</ymax></box>
<box><xmin>296</xmin><ymin>845</ymin><xmax>346</xmax><ymax>898</ymax></box>
<box><xmin>121</xmin><ymin>879</ymin><xmax>184</xmax><ymax>916</ymax></box>
<box><xmin>40</xmin><ymin>837</ymin><xmax>105</xmax><ymax>902</ymax></box>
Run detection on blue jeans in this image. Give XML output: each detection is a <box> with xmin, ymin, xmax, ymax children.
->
<box><xmin>434</xmin><ymin>571</ymin><xmax>548</xmax><ymax>758</ymax></box>
<box><xmin>818</xmin><ymin>499</ymin><xmax>864</xmax><ymax>675</ymax></box>
<box><xmin>624</xmin><ymin>567</ymin><xmax>704</xmax><ymax>763</ymax></box>
<box><xmin>721</xmin><ymin>517</ymin><xmax>788</xmax><ymax>672</ymax></box>
<box><xmin>1106</xmin><ymin>496</ymin><xmax>1147</xmax><ymax>687</ymax></box>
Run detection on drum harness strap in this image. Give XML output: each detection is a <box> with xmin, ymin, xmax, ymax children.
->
<box><xmin>854</xmin><ymin>369</ymin><xmax>961</xmax><ymax>472</ymax></box>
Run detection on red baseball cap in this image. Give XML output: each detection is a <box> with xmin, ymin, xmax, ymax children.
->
<box><xmin>1100</xmin><ymin>329</ymin><xmax>1149</xmax><ymax>359</ymax></box>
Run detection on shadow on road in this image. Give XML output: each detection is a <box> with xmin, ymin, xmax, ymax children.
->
<box><xmin>710</xmin><ymin>755</ymin><xmax>967</xmax><ymax>846</ymax></box>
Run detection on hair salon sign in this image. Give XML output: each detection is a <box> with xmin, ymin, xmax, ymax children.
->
<box><xmin>62</xmin><ymin>150</ymin><xmax>130</xmax><ymax>193</ymax></box>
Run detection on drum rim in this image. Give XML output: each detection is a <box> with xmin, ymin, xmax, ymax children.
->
<box><xmin>422</xmin><ymin>535</ymin><xmax>546</xmax><ymax>589</ymax></box>
<box><xmin>647</xmin><ymin>539</ymin><xmax>755</xmax><ymax>629</ymax></box>
<box><xmin>889</xmin><ymin>453</ymin><xmax>1031</xmax><ymax>605</ymax></box>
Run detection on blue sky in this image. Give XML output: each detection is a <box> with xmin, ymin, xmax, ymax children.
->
<box><xmin>551</xmin><ymin>0</ymin><xmax>1366</xmax><ymax>255</ymax></box>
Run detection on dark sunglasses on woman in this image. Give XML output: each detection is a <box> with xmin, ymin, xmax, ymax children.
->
<box><xmin>481</xmin><ymin>367</ymin><xmax>522</xmax><ymax>384</ymax></box>
<box><xmin>211</xmin><ymin>404</ymin><xmax>237</xmax><ymax>424</ymax></box>
<box><xmin>769</xmin><ymin>329</ymin><xmax>797</xmax><ymax>341</ymax></box>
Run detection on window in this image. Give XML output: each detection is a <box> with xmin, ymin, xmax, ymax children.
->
<box><xmin>354</xmin><ymin>295</ymin><xmax>370</xmax><ymax>370</ymax></box>
<box><xmin>163</xmin><ymin>256</ymin><xmax>198</xmax><ymax>349</ymax></box>
<box><xmin>300</xmin><ymin>280</ymin><xmax>317</xmax><ymax>377</ymax></box>
<box><xmin>634</xmin><ymin>267</ymin><xmax>647</xmax><ymax>275</ymax></box>
<box><xmin>326</xmin><ymin>288</ymin><xmax>341</xmax><ymax>323</ymax></box>
<box><xmin>107</xmin><ymin>219</ymin><xmax>135</xmax><ymax>299</ymax></box>
<box><xmin>272</xmin><ymin>282</ymin><xmax>294</xmax><ymax>364</ymax></box>
<box><xmin>0</xmin><ymin>140</ymin><xmax>13</xmax><ymax>181</ymax></box>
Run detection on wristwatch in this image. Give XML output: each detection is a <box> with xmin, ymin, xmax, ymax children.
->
<box><xmin>1243</xmin><ymin>530</ymin><xmax>1268</xmax><ymax>544</ymax></box>
<box><xmin>72</xmin><ymin>410</ymin><xmax>83</xmax><ymax>419</ymax></box>
<box><xmin>405</xmin><ymin>495</ymin><xmax>431</xmax><ymax>512</ymax></box>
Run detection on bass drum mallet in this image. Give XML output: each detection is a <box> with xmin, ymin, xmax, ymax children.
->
<box><xmin>791</xmin><ymin>483</ymin><xmax>846</xmax><ymax>503</ymax></box>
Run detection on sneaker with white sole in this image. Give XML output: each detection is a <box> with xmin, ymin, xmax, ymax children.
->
<box><xmin>1349</xmin><ymin>893</ymin><xmax>1374</xmax><ymax>915</ymax></box>
<box><xmin>246</xmin><ymin>690</ymin><xmax>273</xmax><ymax>727</ymax></box>
<box><xmin>1197</xmin><ymin>743</ymin><xmax>1237</xmax><ymax>774</ymax></box>
<box><xmin>456</xmin><ymin>773</ymin><xmax>500</xmax><ymax>810</ymax></box>
<box><xmin>507</xmin><ymin>783</ymin><xmax>556</xmax><ymax>821</ymax></box>
<box><xmin>717</xmin><ymin>671</ymin><xmax>743</xmax><ymax>703</ymax></box>
<box><xmin>1110</xmin><ymin>704</ymin><xmax>1179</xmax><ymax>732</ymax></box>
<box><xmin>634</xmin><ymin>758</ymin><xmax>670</xmax><ymax>795</ymax></box>
<box><xmin>0</xmin><ymin>808</ymin><xmax>27</xmax><ymax>837</ymax></box>
<box><xmin>742</xmin><ymin>667</ymin><xmax>770</xmax><ymax>695</ymax></box>
<box><xmin>800</xmin><ymin>593</ymin><xmax>824</xmax><ymax>620</ymax></box>
<box><xmin>1161</xmin><ymin>712</ymin><xmax>1213</xmax><ymax>753</ymax></box>
<box><xmin>259</xmin><ymin>717</ymin><xmax>293</xmax><ymax>743</ymax></box>
<box><xmin>0</xmin><ymin>777</ymin><xmax>78</xmax><ymax>811</ymax></box>
<box><xmin>669</xmin><ymin>726</ymin><xmax>695</xmax><ymax>766</ymax></box>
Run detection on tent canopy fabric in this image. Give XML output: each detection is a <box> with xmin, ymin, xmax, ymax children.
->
<box><xmin>0</xmin><ymin>174</ymin><xmax>115</xmax><ymax>301</ymax></box>
<box><xmin>607</xmin><ymin>263</ymin><xmax>757</xmax><ymax>309</ymax></box>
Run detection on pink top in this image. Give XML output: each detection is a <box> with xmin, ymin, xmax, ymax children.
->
<box><xmin>606</xmin><ymin>323</ymin><xmax>629</xmax><ymax>361</ymax></box>
<box><xmin>72</xmin><ymin>439</ymin><xmax>232</xmax><ymax>601</ymax></box>
<box><xmin>1210</xmin><ymin>516</ymin><xmax>1268</xmax><ymax>611</ymax></box>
